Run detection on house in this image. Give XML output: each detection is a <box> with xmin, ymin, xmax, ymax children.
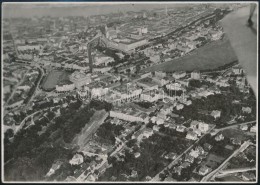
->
<box><xmin>242</xmin><ymin>172</ymin><xmax>256</xmax><ymax>181</ymax></box>
<box><xmin>189</xmin><ymin>149</ymin><xmax>200</xmax><ymax>158</ymax></box>
<box><xmin>232</xmin><ymin>66</ymin><xmax>244</xmax><ymax>75</ymax></box>
<box><xmin>193</xmin><ymin>128</ymin><xmax>202</xmax><ymax>137</ymax></box>
<box><xmin>215</xmin><ymin>133</ymin><xmax>224</xmax><ymax>141</ymax></box>
<box><xmin>157</xmin><ymin>112</ymin><xmax>167</xmax><ymax>120</ymax></box>
<box><xmin>190</xmin><ymin>120</ymin><xmax>200</xmax><ymax>129</ymax></box>
<box><xmin>225</xmin><ymin>145</ymin><xmax>234</xmax><ymax>150</ymax></box>
<box><xmin>195</xmin><ymin>146</ymin><xmax>205</xmax><ymax>154</ymax></box>
<box><xmin>156</xmin><ymin>118</ymin><xmax>165</xmax><ymax>125</ymax></box>
<box><xmin>164</xmin><ymin>152</ymin><xmax>177</xmax><ymax>160</ymax></box>
<box><xmin>46</xmin><ymin>161</ymin><xmax>63</xmax><ymax>177</ymax></box>
<box><xmin>190</xmin><ymin>70</ymin><xmax>200</xmax><ymax>79</ymax></box>
<box><xmin>211</xmin><ymin>110</ymin><xmax>221</xmax><ymax>119</ymax></box>
<box><xmin>198</xmin><ymin>166</ymin><xmax>211</xmax><ymax>176</ymax></box>
<box><xmin>134</xmin><ymin>152</ymin><xmax>141</xmax><ymax>158</ymax></box>
<box><xmin>203</xmin><ymin>143</ymin><xmax>212</xmax><ymax>151</ymax></box>
<box><xmin>143</xmin><ymin>128</ymin><xmax>154</xmax><ymax>138</ymax></box>
<box><xmin>151</xmin><ymin>116</ymin><xmax>157</xmax><ymax>123</ymax></box>
<box><xmin>242</xmin><ymin>107</ymin><xmax>252</xmax><ymax>114</ymax></box>
<box><xmin>176</xmin><ymin>104</ymin><xmax>184</xmax><ymax>110</ymax></box>
<box><xmin>172</xmin><ymin>71</ymin><xmax>186</xmax><ymax>79</ymax></box>
<box><xmin>250</xmin><ymin>125</ymin><xmax>256</xmax><ymax>132</ymax></box>
<box><xmin>185</xmin><ymin>155</ymin><xmax>194</xmax><ymax>163</ymax></box>
<box><xmin>131</xmin><ymin>170</ymin><xmax>138</xmax><ymax>178</ymax></box>
<box><xmin>153</xmin><ymin>125</ymin><xmax>160</xmax><ymax>132</ymax></box>
<box><xmin>164</xmin><ymin>176</ymin><xmax>176</xmax><ymax>182</ymax></box>
<box><xmin>69</xmin><ymin>154</ymin><xmax>84</xmax><ymax>165</ymax></box>
<box><xmin>198</xmin><ymin>122</ymin><xmax>209</xmax><ymax>133</ymax></box>
<box><xmin>174</xmin><ymin>166</ymin><xmax>182</xmax><ymax>175</ymax></box>
<box><xmin>155</xmin><ymin>71</ymin><xmax>166</xmax><ymax>78</ymax></box>
<box><xmin>232</xmin><ymin>138</ymin><xmax>242</xmax><ymax>145</ymax></box>
<box><xmin>176</xmin><ymin>125</ymin><xmax>186</xmax><ymax>132</ymax></box>
<box><xmin>180</xmin><ymin>161</ymin><xmax>190</xmax><ymax>168</ymax></box>
<box><xmin>186</xmin><ymin>131</ymin><xmax>198</xmax><ymax>140</ymax></box>
<box><xmin>240</xmin><ymin>124</ymin><xmax>248</xmax><ymax>131</ymax></box>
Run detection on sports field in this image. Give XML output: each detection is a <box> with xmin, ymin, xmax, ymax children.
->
<box><xmin>144</xmin><ymin>36</ymin><xmax>238</xmax><ymax>73</ymax></box>
<box><xmin>42</xmin><ymin>70</ymin><xmax>71</xmax><ymax>91</ymax></box>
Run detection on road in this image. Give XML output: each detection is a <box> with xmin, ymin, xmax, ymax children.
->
<box><xmin>201</xmin><ymin>140</ymin><xmax>251</xmax><ymax>182</ymax></box>
<box><xmin>214</xmin><ymin>120</ymin><xmax>256</xmax><ymax>134</ymax></box>
<box><xmin>24</xmin><ymin>64</ymin><xmax>45</xmax><ymax>107</ymax></box>
<box><xmin>215</xmin><ymin>167</ymin><xmax>256</xmax><ymax>178</ymax></box>
<box><xmin>4</xmin><ymin>68</ymin><xmax>30</xmax><ymax>106</ymax></box>
<box><xmin>151</xmin><ymin>125</ymin><xmax>216</xmax><ymax>181</ymax></box>
<box><xmin>13</xmin><ymin>110</ymin><xmax>41</xmax><ymax>134</ymax></box>
<box><xmin>73</xmin><ymin>110</ymin><xmax>108</xmax><ymax>150</ymax></box>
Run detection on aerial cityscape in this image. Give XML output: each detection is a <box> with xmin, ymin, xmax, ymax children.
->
<box><xmin>2</xmin><ymin>2</ymin><xmax>257</xmax><ymax>182</ymax></box>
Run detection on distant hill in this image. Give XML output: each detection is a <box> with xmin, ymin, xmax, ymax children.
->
<box><xmin>144</xmin><ymin>36</ymin><xmax>238</xmax><ymax>73</ymax></box>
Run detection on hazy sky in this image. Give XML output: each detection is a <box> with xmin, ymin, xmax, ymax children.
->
<box><xmin>2</xmin><ymin>3</ymin><xmax>191</xmax><ymax>18</ymax></box>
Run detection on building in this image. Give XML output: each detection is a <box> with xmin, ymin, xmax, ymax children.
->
<box><xmin>189</xmin><ymin>149</ymin><xmax>200</xmax><ymax>158</ymax></box>
<box><xmin>233</xmin><ymin>66</ymin><xmax>244</xmax><ymax>75</ymax></box>
<box><xmin>150</xmin><ymin>55</ymin><xmax>160</xmax><ymax>63</ymax></box>
<box><xmin>134</xmin><ymin>152</ymin><xmax>141</xmax><ymax>158</ymax></box>
<box><xmin>69</xmin><ymin>154</ymin><xmax>84</xmax><ymax>165</ymax></box>
<box><xmin>240</xmin><ymin>124</ymin><xmax>248</xmax><ymax>131</ymax></box>
<box><xmin>215</xmin><ymin>133</ymin><xmax>224</xmax><ymax>141</ymax></box>
<box><xmin>56</xmin><ymin>81</ymin><xmax>75</xmax><ymax>92</ymax></box>
<box><xmin>186</xmin><ymin>131</ymin><xmax>198</xmax><ymax>140</ymax></box>
<box><xmin>211</xmin><ymin>110</ymin><xmax>221</xmax><ymax>119</ymax></box>
<box><xmin>94</xmin><ymin>56</ymin><xmax>114</xmax><ymax>66</ymax></box>
<box><xmin>190</xmin><ymin>70</ymin><xmax>201</xmax><ymax>79</ymax></box>
<box><xmin>250</xmin><ymin>125</ymin><xmax>256</xmax><ymax>132</ymax></box>
<box><xmin>69</xmin><ymin>71</ymin><xmax>92</xmax><ymax>89</ymax></box>
<box><xmin>164</xmin><ymin>152</ymin><xmax>177</xmax><ymax>160</ymax></box>
<box><xmin>17</xmin><ymin>44</ymin><xmax>42</xmax><ymax>51</ymax></box>
<box><xmin>242</xmin><ymin>107</ymin><xmax>252</xmax><ymax>114</ymax></box>
<box><xmin>184</xmin><ymin>155</ymin><xmax>194</xmax><ymax>163</ymax></box>
<box><xmin>176</xmin><ymin>125</ymin><xmax>186</xmax><ymax>132</ymax></box>
<box><xmin>172</xmin><ymin>71</ymin><xmax>186</xmax><ymax>79</ymax></box>
<box><xmin>190</xmin><ymin>120</ymin><xmax>200</xmax><ymax>129</ymax></box>
<box><xmin>198</xmin><ymin>122</ymin><xmax>209</xmax><ymax>133</ymax></box>
<box><xmin>155</xmin><ymin>71</ymin><xmax>167</xmax><ymax>78</ymax></box>
<box><xmin>143</xmin><ymin>128</ymin><xmax>154</xmax><ymax>138</ymax></box>
<box><xmin>110</xmin><ymin>110</ymin><xmax>147</xmax><ymax>123</ymax></box>
<box><xmin>137</xmin><ymin>27</ymin><xmax>148</xmax><ymax>34</ymax></box>
<box><xmin>198</xmin><ymin>166</ymin><xmax>211</xmax><ymax>176</ymax></box>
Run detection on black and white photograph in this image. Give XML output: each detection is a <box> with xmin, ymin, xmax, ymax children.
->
<box><xmin>1</xmin><ymin>1</ymin><xmax>258</xmax><ymax>183</ymax></box>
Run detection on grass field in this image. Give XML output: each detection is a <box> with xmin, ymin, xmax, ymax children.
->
<box><xmin>42</xmin><ymin>70</ymin><xmax>71</xmax><ymax>91</ymax></box>
<box><xmin>144</xmin><ymin>36</ymin><xmax>238</xmax><ymax>73</ymax></box>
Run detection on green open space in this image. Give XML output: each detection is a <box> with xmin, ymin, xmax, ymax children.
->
<box><xmin>144</xmin><ymin>37</ymin><xmax>238</xmax><ymax>73</ymax></box>
<box><xmin>41</xmin><ymin>70</ymin><xmax>71</xmax><ymax>91</ymax></box>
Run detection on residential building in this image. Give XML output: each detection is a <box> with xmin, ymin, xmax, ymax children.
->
<box><xmin>190</xmin><ymin>70</ymin><xmax>201</xmax><ymax>79</ymax></box>
<box><xmin>69</xmin><ymin>154</ymin><xmax>84</xmax><ymax>165</ymax></box>
<box><xmin>56</xmin><ymin>81</ymin><xmax>75</xmax><ymax>92</ymax></box>
<box><xmin>242</xmin><ymin>107</ymin><xmax>252</xmax><ymax>114</ymax></box>
<box><xmin>250</xmin><ymin>125</ymin><xmax>256</xmax><ymax>132</ymax></box>
<box><xmin>211</xmin><ymin>110</ymin><xmax>221</xmax><ymax>119</ymax></box>
<box><xmin>176</xmin><ymin>125</ymin><xmax>186</xmax><ymax>132</ymax></box>
<box><xmin>186</xmin><ymin>131</ymin><xmax>198</xmax><ymax>140</ymax></box>
<box><xmin>215</xmin><ymin>133</ymin><xmax>224</xmax><ymax>141</ymax></box>
<box><xmin>155</xmin><ymin>71</ymin><xmax>167</xmax><ymax>78</ymax></box>
<box><xmin>198</xmin><ymin>122</ymin><xmax>209</xmax><ymax>133</ymax></box>
<box><xmin>198</xmin><ymin>166</ymin><xmax>211</xmax><ymax>176</ymax></box>
<box><xmin>172</xmin><ymin>71</ymin><xmax>186</xmax><ymax>79</ymax></box>
<box><xmin>233</xmin><ymin>66</ymin><xmax>244</xmax><ymax>75</ymax></box>
<box><xmin>184</xmin><ymin>155</ymin><xmax>194</xmax><ymax>163</ymax></box>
